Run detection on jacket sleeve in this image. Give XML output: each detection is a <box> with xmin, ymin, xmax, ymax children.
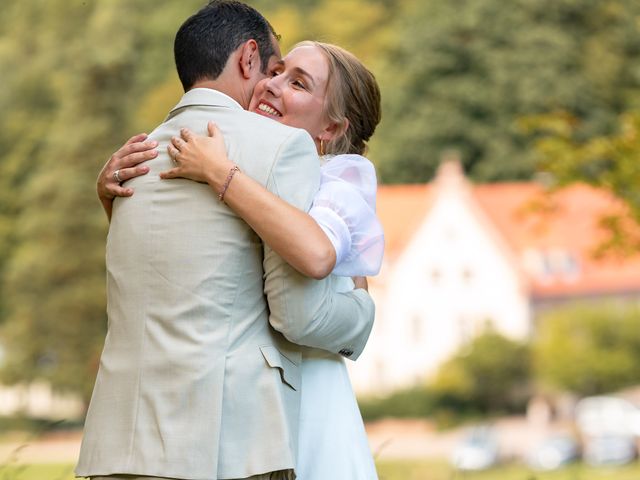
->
<box><xmin>262</xmin><ymin>129</ymin><xmax>375</xmax><ymax>360</ymax></box>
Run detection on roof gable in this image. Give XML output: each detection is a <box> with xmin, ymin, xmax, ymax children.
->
<box><xmin>376</xmin><ymin>164</ymin><xmax>640</xmax><ymax>297</ymax></box>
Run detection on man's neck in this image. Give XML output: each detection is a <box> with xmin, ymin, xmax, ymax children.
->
<box><xmin>189</xmin><ymin>78</ymin><xmax>249</xmax><ymax>110</ymax></box>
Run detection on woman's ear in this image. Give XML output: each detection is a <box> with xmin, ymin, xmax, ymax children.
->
<box><xmin>321</xmin><ymin>118</ymin><xmax>349</xmax><ymax>143</ymax></box>
<box><xmin>239</xmin><ymin>39</ymin><xmax>259</xmax><ymax>79</ymax></box>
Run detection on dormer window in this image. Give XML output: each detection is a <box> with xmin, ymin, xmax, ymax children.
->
<box><xmin>462</xmin><ymin>267</ymin><xmax>474</xmax><ymax>284</ymax></box>
<box><xmin>431</xmin><ymin>268</ymin><xmax>442</xmax><ymax>284</ymax></box>
<box><xmin>522</xmin><ymin>248</ymin><xmax>580</xmax><ymax>283</ymax></box>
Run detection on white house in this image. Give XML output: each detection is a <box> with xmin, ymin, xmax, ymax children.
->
<box><xmin>349</xmin><ymin>161</ymin><xmax>640</xmax><ymax>395</ymax></box>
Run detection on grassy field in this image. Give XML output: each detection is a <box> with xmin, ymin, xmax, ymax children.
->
<box><xmin>0</xmin><ymin>463</ymin><xmax>74</xmax><ymax>480</ymax></box>
<box><xmin>376</xmin><ymin>459</ymin><xmax>640</xmax><ymax>480</ymax></box>
<box><xmin>1</xmin><ymin>461</ymin><xmax>640</xmax><ymax>479</ymax></box>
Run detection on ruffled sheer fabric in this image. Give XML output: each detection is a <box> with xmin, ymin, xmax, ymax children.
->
<box><xmin>309</xmin><ymin>154</ymin><xmax>384</xmax><ymax>277</ymax></box>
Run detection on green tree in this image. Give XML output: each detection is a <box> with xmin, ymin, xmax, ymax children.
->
<box><xmin>431</xmin><ymin>328</ymin><xmax>531</xmax><ymax>413</ymax></box>
<box><xmin>372</xmin><ymin>0</ymin><xmax>640</xmax><ymax>183</ymax></box>
<box><xmin>0</xmin><ymin>0</ymin><xmax>201</xmax><ymax>403</ymax></box>
<box><xmin>533</xmin><ymin>302</ymin><xmax>640</xmax><ymax>396</ymax></box>
<box><xmin>0</xmin><ymin>1</ymin><xmax>68</xmax><ymax>325</ymax></box>
<box><xmin>0</xmin><ymin>0</ymin><xmax>395</xmax><ymax>406</ymax></box>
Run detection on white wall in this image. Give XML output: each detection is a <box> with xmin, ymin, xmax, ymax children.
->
<box><xmin>349</xmin><ymin>181</ymin><xmax>531</xmax><ymax>395</ymax></box>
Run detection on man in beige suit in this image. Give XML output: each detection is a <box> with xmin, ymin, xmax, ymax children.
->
<box><xmin>76</xmin><ymin>2</ymin><xmax>374</xmax><ymax>480</ymax></box>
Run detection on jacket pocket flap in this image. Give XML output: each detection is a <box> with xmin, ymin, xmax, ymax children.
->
<box><xmin>260</xmin><ymin>345</ymin><xmax>300</xmax><ymax>391</ymax></box>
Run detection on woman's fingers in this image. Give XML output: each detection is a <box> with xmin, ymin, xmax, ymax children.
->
<box><xmin>124</xmin><ymin>132</ymin><xmax>148</xmax><ymax>146</ymax></box>
<box><xmin>160</xmin><ymin>146</ymin><xmax>181</xmax><ymax>179</ymax></box>
<box><xmin>120</xmin><ymin>147</ymin><xmax>158</xmax><ymax>169</ymax></box>
<box><xmin>98</xmin><ymin>135</ymin><xmax>156</xmax><ymax>204</ymax></box>
<box><xmin>171</xmin><ymin>135</ymin><xmax>186</xmax><ymax>151</ymax></box>
<box><xmin>180</xmin><ymin>127</ymin><xmax>195</xmax><ymax>142</ymax></box>
<box><xmin>116</xmin><ymin>165</ymin><xmax>150</xmax><ymax>183</ymax></box>
<box><xmin>118</xmin><ymin>140</ymin><xmax>158</xmax><ymax>166</ymax></box>
<box><xmin>352</xmin><ymin>276</ymin><xmax>369</xmax><ymax>291</ymax></box>
<box><xmin>167</xmin><ymin>144</ymin><xmax>180</xmax><ymax>162</ymax></box>
<box><xmin>107</xmin><ymin>165</ymin><xmax>150</xmax><ymax>197</ymax></box>
<box><xmin>207</xmin><ymin>121</ymin><xmax>219</xmax><ymax>137</ymax></box>
<box><xmin>106</xmin><ymin>184</ymin><xmax>135</xmax><ymax>198</ymax></box>
<box><xmin>159</xmin><ymin>168</ymin><xmax>180</xmax><ymax>180</ymax></box>
<box><xmin>162</xmin><ymin>144</ymin><xmax>199</xmax><ymax>181</ymax></box>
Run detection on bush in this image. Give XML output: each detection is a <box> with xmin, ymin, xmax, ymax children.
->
<box><xmin>359</xmin><ymin>329</ymin><xmax>532</xmax><ymax>424</ymax></box>
<box><xmin>359</xmin><ymin>387</ymin><xmax>437</xmax><ymax>422</ymax></box>
<box><xmin>430</xmin><ymin>328</ymin><xmax>532</xmax><ymax>414</ymax></box>
<box><xmin>533</xmin><ymin>302</ymin><xmax>640</xmax><ymax>396</ymax></box>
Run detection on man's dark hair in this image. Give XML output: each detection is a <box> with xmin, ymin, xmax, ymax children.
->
<box><xmin>174</xmin><ymin>0</ymin><xmax>278</xmax><ymax>91</ymax></box>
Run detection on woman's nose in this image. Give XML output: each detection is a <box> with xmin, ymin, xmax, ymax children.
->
<box><xmin>265</xmin><ymin>76</ymin><xmax>282</xmax><ymax>97</ymax></box>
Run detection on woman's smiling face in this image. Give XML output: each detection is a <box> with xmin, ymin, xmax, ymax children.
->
<box><xmin>249</xmin><ymin>45</ymin><xmax>332</xmax><ymax>144</ymax></box>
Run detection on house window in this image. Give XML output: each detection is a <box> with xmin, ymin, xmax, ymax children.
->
<box><xmin>462</xmin><ymin>267</ymin><xmax>474</xmax><ymax>284</ymax></box>
<box><xmin>548</xmin><ymin>249</ymin><xmax>580</xmax><ymax>281</ymax></box>
<box><xmin>431</xmin><ymin>268</ymin><xmax>442</xmax><ymax>285</ymax></box>
<box><xmin>458</xmin><ymin>315</ymin><xmax>471</xmax><ymax>344</ymax></box>
<box><xmin>412</xmin><ymin>314</ymin><xmax>423</xmax><ymax>341</ymax></box>
<box><xmin>522</xmin><ymin>248</ymin><xmax>580</xmax><ymax>282</ymax></box>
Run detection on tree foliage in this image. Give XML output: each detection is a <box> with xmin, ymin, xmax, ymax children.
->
<box><xmin>0</xmin><ymin>0</ymin><xmax>201</xmax><ymax>402</ymax></box>
<box><xmin>373</xmin><ymin>0</ymin><xmax>640</xmax><ymax>183</ymax></box>
<box><xmin>533</xmin><ymin>302</ymin><xmax>640</xmax><ymax>396</ymax></box>
<box><xmin>431</xmin><ymin>329</ymin><xmax>531</xmax><ymax>413</ymax></box>
<box><xmin>524</xmin><ymin>110</ymin><xmax>640</xmax><ymax>254</ymax></box>
<box><xmin>359</xmin><ymin>329</ymin><xmax>531</xmax><ymax>423</ymax></box>
<box><xmin>1</xmin><ymin>0</ymin><xmax>639</xmax><ymax>404</ymax></box>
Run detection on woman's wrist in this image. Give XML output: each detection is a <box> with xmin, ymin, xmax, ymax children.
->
<box><xmin>218</xmin><ymin>165</ymin><xmax>241</xmax><ymax>202</ymax></box>
<box><xmin>205</xmin><ymin>158</ymin><xmax>236</xmax><ymax>190</ymax></box>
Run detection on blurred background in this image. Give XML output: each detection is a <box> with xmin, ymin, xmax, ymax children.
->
<box><xmin>1</xmin><ymin>0</ymin><xmax>640</xmax><ymax>478</ymax></box>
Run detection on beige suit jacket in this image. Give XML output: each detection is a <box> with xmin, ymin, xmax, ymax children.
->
<box><xmin>75</xmin><ymin>89</ymin><xmax>375</xmax><ymax>480</ymax></box>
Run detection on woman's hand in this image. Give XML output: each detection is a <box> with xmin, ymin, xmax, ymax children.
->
<box><xmin>162</xmin><ymin>121</ymin><xmax>233</xmax><ymax>189</ymax></box>
<box><xmin>352</xmin><ymin>276</ymin><xmax>368</xmax><ymax>291</ymax></box>
<box><xmin>97</xmin><ymin>133</ymin><xmax>157</xmax><ymax>219</ymax></box>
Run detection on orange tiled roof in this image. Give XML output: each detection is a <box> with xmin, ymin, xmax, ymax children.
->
<box><xmin>376</xmin><ymin>179</ymin><xmax>640</xmax><ymax>298</ymax></box>
<box><xmin>376</xmin><ymin>184</ymin><xmax>432</xmax><ymax>260</ymax></box>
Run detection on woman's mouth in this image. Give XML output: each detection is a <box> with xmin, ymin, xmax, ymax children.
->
<box><xmin>256</xmin><ymin>101</ymin><xmax>282</xmax><ymax>118</ymax></box>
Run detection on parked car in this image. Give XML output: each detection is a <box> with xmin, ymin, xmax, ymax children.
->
<box><xmin>575</xmin><ymin>395</ymin><xmax>640</xmax><ymax>437</ymax></box>
<box><xmin>583</xmin><ymin>435</ymin><xmax>637</xmax><ymax>466</ymax></box>
<box><xmin>526</xmin><ymin>434</ymin><xmax>580</xmax><ymax>471</ymax></box>
<box><xmin>451</xmin><ymin>425</ymin><xmax>499</xmax><ymax>471</ymax></box>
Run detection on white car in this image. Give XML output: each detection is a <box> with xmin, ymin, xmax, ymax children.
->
<box><xmin>526</xmin><ymin>434</ymin><xmax>580</xmax><ymax>471</ymax></box>
<box><xmin>583</xmin><ymin>435</ymin><xmax>637</xmax><ymax>466</ymax></box>
<box><xmin>451</xmin><ymin>426</ymin><xmax>499</xmax><ymax>471</ymax></box>
<box><xmin>575</xmin><ymin>395</ymin><xmax>640</xmax><ymax>437</ymax></box>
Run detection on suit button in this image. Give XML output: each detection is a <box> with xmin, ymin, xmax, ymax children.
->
<box><xmin>339</xmin><ymin>348</ymin><xmax>353</xmax><ymax>358</ymax></box>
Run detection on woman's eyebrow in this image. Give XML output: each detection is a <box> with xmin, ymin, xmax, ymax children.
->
<box><xmin>290</xmin><ymin>66</ymin><xmax>315</xmax><ymax>88</ymax></box>
<box><xmin>275</xmin><ymin>59</ymin><xmax>316</xmax><ymax>88</ymax></box>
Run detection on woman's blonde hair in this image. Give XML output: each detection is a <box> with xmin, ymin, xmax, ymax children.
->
<box><xmin>295</xmin><ymin>41</ymin><xmax>381</xmax><ymax>156</ymax></box>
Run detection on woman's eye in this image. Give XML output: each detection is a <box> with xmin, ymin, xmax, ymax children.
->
<box><xmin>270</xmin><ymin>69</ymin><xmax>282</xmax><ymax>78</ymax></box>
<box><xmin>292</xmin><ymin>80</ymin><xmax>306</xmax><ymax>89</ymax></box>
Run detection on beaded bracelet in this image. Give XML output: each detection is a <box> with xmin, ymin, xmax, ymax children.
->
<box><xmin>218</xmin><ymin>165</ymin><xmax>240</xmax><ymax>202</ymax></box>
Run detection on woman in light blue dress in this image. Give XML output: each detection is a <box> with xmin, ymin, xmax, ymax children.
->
<box><xmin>101</xmin><ymin>41</ymin><xmax>384</xmax><ymax>480</ymax></box>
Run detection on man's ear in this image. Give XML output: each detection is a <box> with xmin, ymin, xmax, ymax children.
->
<box><xmin>239</xmin><ymin>39</ymin><xmax>259</xmax><ymax>79</ymax></box>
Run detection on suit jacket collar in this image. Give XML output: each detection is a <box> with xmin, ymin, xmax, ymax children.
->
<box><xmin>167</xmin><ymin>88</ymin><xmax>243</xmax><ymax>121</ymax></box>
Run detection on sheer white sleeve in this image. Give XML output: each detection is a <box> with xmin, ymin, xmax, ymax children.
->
<box><xmin>309</xmin><ymin>154</ymin><xmax>384</xmax><ymax>277</ymax></box>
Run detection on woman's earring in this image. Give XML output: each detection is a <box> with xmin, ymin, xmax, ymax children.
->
<box><xmin>320</xmin><ymin>139</ymin><xmax>325</xmax><ymax>156</ymax></box>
